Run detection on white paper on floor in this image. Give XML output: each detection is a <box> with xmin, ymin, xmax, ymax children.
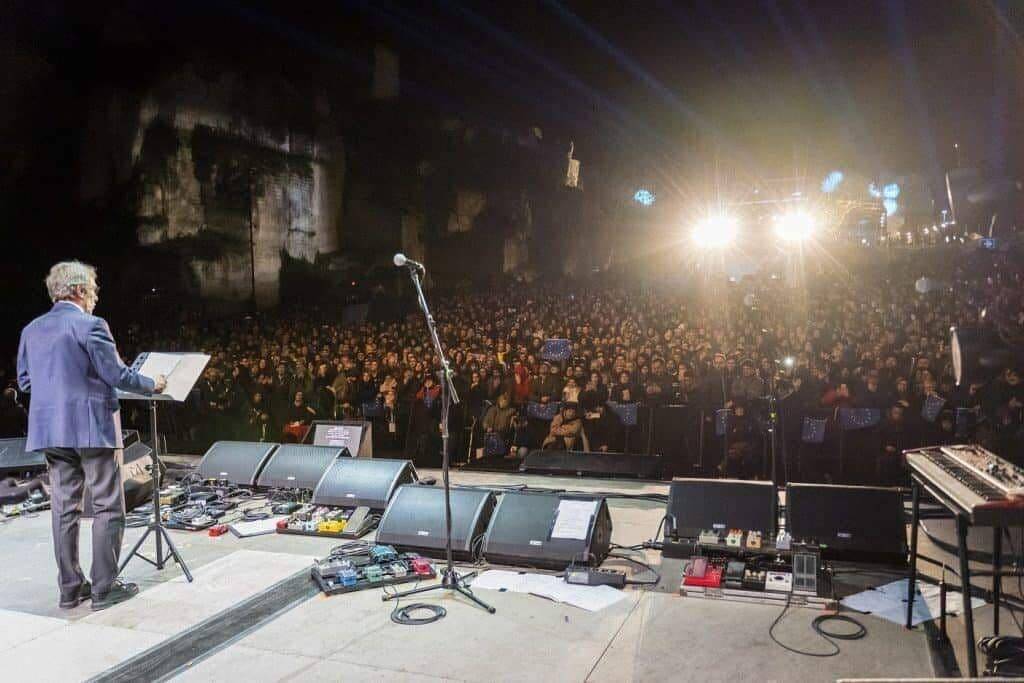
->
<box><xmin>471</xmin><ymin>569</ymin><xmax>629</xmax><ymax>612</ymax></box>
<box><xmin>841</xmin><ymin>578</ymin><xmax>985</xmax><ymax>626</ymax></box>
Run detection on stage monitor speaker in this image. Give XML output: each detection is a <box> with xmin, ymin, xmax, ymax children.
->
<box><xmin>196</xmin><ymin>441</ymin><xmax>279</xmax><ymax>487</ymax></box>
<box><xmin>257</xmin><ymin>444</ymin><xmax>347</xmax><ymax>490</ymax></box>
<box><xmin>482</xmin><ymin>491</ymin><xmax>612</xmax><ymax>569</ymax></box>
<box><xmin>0</xmin><ymin>437</ymin><xmax>44</xmax><ymax>475</ymax></box>
<box><xmin>786</xmin><ymin>483</ymin><xmax>905</xmax><ymax>561</ymax></box>
<box><xmin>84</xmin><ymin>440</ymin><xmax>157</xmax><ymax>515</ymax></box>
<box><xmin>521</xmin><ymin>450</ymin><xmax>662</xmax><ymax>479</ymax></box>
<box><xmin>376</xmin><ymin>484</ymin><xmax>496</xmax><ymax>560</ymax></box>
<box><xmin>307</xmin><ymin>420</ymin><xmax>372</xmax><ymax>457</ymax></box>
<box><xmin>666</xmin><ymin>478</ymin><xmax>777</xmax><ymax>539</ymax></box>
<box><xmin>312</xmin><ymin>457</ymin><xmax>417</xmax><ymax>510</ymax></box>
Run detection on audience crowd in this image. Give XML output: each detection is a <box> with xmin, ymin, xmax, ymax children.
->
<box><xmin>5</xmin><ymin>244</ymin><xmax>1024</xmax><ymax>485</ymax></box>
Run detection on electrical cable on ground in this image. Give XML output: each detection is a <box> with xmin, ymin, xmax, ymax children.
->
<box><xmin>768</xmin><ymin>592</ymin><xmax>866</xmax><ymax>657</ymax></box>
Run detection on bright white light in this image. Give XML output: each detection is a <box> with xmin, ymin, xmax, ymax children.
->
<box><xmin>691</xmin><ymin>213</ymin><xmax>738</xmax><ymax>249</ymax></box>
<box><xmin>783</xmin><ymin>357</ymin><xmax>795</xmax><ymax>368</ymax></box>
<box><xmin>773</xmin><ymin>209</ymin><xmax>817</xmax><ymax>242</ymax></box>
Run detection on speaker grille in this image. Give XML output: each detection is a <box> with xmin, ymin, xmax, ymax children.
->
<box><xmin>667</xmin><ymin>478</ymin><xmax>776</xmax><ymax>539</ymax></box>
<box><xmin>786</xmin><ymin>483</ymin><xmax>905</xmax><ymax>557</ymax></box>
<box><xmin>376</xmin><ymin>485</ymin><xmax>494</xmax><ymax>557</ymax></box>
<box><xmin>312</xmin><ymin>458</ymin><xmax>416</xmax><ymax>509</ymax></box>
<box><xmin>257</xmin><ymin>444</ymin><xmax>346</xmax><ymax>490</ymax></box>
<box><xmin>197</xmin><ymin>441</ymin><xmax>279</xmax><ymax>486</ymax></box>
<box><xmin>0</xmin><ymin>438</ymin><xmax>44</xmax><ymax>474</ymax></box>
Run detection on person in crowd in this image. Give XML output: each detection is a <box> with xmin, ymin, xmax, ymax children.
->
<box><xmin>284</xmin><ymin>390</ymin><xmax>317</xmax><ymax>442</ymax></box>
<box><xmin>71</xmin><ymin>244</ymin><xmax>1024</xmax><ymax>483</ymax></box>
<box><xmin>406</xmin><ymin>374</ymin><xmax>442</xmax><ymax>466</ymax></box>
<box><xmin>480</xmin><ymin>393</ymin><xmax>516</xmax><ymax>459</ymax></box>
<box><xmin>731</xmin><ymin>359</ymin><xmax>764</xmax><ymax>403</ymax></box>
<box><xmin>0</xmin><ymin>387</ymin><xmax>28</xmax><ymax>437</ymax></box>
<box><xmin>543</xmin><ymin>402</ymin><xmax>584</xmax><ymax>450</ymax></box>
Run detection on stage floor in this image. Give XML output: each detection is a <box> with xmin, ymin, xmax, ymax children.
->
<box><xmin>0</xmin><ymin>467</ymin><xmax>964</xmax><ymax>681</ymax></box>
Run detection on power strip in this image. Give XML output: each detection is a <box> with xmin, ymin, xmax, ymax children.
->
<box><xmin>564</xmin><ymin>567</ymin><xmax>626</xmax><ymax>588</ymax></box>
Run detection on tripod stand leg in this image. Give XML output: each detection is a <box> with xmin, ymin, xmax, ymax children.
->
<box><xmin>452</xmin><ymin>583</ymin><xmax>496</xmax><ymax>614</ymax></box>
<box><xmin>158</xmin><ymin>526</ymin><xmax>193</xmax><ymax>582</ymax></box>
<box><xmin>118</xmin><ymin>525</ymin><xmax>153</xmax><ymax>575</ymax></box>
<box><xmin>381</xmin><ymin>581</ymin><xmax>449</xmax><ymax>601</ymax></box>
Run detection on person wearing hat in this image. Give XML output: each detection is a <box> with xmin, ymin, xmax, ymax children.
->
<box><xmin>543</xmin><ymin>402</ymin><xmax>584</xmax><ymax>450</ymax></box>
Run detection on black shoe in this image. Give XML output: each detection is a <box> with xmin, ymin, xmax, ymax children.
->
<box><xmin>90</xmin><ymin>580</ymin><xmax>139</xmax><ymax>611</ymax></box>
<box><xmin>59</xmin><ymin>581</ymin><xmax>91</xmax><ymax>609</ymax></box>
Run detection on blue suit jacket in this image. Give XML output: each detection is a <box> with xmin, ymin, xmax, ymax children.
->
<box><xmin>17</xmin><ymin>302</ymin><xmax>155</xmax><ymax>451</ymax></box>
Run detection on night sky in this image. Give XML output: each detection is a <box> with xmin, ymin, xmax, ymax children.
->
<box><xmin>1</xmin><ymin>0</ymin><xmax>1021</xmax><ymax>299</ymax></box>
<box><xmin>6</xmin><ymin>1</ymin><xmax>1022</xmax><ymax>176</ymax></box>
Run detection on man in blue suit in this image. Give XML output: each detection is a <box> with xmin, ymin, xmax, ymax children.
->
<box><xmin>17</xmin><ymin>261</ymin><xmax>166</xmax><ymax>610</ymax></box>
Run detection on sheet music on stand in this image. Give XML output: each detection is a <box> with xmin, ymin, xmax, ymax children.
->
<box><xmin>117</xmin><ymin>352</ymin><xmax>211</xmax><ymax>402</ymax></box>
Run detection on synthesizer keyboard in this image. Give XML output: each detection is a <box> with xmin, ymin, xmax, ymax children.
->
<box><xmin>906</xmin><ymin>444</ymin><xmax>1024</xmax><ymax>526</ymax></box>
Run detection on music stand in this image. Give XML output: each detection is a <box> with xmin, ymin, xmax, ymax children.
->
<box><xmin>117</xmin><ymin>352</ymin><xmax>210</xmax><ymax>582</ymax></box>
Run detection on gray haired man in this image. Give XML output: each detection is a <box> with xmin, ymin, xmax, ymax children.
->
<box><xmin>17</xmin><ymin>261</ymin><xmax>166</xmax><ymax>610</ymax></box>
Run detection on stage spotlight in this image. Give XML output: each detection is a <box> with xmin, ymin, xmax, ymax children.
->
<box><xmin>783</xmin><ymin>356</ymin><xmax>795</xmax><ymax>369</ymax></box>
<box><xmin>691</xmin><ymin>213</ymin><xmax>738</xmax><ymax>249</ymax></box>
<box><xmin>773</xmin><ymin>209</ymin><xmax>816</xmax><ymax>243</ymax></box>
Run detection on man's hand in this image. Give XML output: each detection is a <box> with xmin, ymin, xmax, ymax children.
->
<box><xmin>154</xmin><ymin>375</ymin><xmax>168</xmax><ymax>394</ymax></box>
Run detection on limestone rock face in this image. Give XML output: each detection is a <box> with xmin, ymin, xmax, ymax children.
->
<box><xmin>81</xmin><ymin>77</ymin><xmax>344</xmax><ymax>309</ymax></box>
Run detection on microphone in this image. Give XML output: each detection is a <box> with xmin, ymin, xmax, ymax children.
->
<box><xmin>393</xmin><ymin>253</ymin><xmax>425</xmax><ymax>272</ymax></box>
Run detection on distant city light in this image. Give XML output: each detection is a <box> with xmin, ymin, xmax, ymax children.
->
<box><xmin>691</xmin><ymin>212</ymin><xmax>738</xmax><ymax>249</ymax></box>
<box><xmin>821</xmin><ymin>171</ymin><xmax>844</xmax><ymax>193</ymax></box>
<box><xmin>883</xmin><ymin>183</ymin><xmax>900</xmax><ymax>199</ymax></box>
<box><xmin>633</xmin><ymin>189</ymin><xmax>655</xmax><ymax>206</ymax></box>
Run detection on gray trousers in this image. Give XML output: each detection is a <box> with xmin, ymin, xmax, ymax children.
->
<box><xmin>45</xmin><ymin>448</ymin><xmax>125</xmax><ymax>598</ymax></box>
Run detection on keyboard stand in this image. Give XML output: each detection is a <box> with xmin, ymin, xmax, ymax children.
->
<box><xmin>905</xmin><ymin>474</ymin><xmax>1004</xmax><ymax>678</ymax></box>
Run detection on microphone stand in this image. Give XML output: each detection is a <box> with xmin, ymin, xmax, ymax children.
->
<box><xmin>382</xmin><ymin>265</ymin><xmax>495</xmax><ymax>616</ymax></box>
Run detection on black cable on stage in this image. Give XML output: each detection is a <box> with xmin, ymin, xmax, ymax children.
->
<box><xmin>391</xmin><ymin>602</ymin><xmax>446</xmax><ymax>625</ymax></box>
<box><xmin>768</xmin><ymin>592</ymin><xmax>866</xmax><ymax>657</ymax></box>
<box><xmin>607</xmin><ymin>551</ymin><xmax>661</xmax><ymax>587</ymax></box>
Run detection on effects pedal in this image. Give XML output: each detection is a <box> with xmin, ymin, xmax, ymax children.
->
<box><xmin>411</xmin><ymin>558</ymin><xmax>433</xmax><ymax>576</ymax></box>
<box><xmin>698</xmin><ymin>529</ymin><xmax>721</xmax><ymax>545</ymax></box>
<box><xmin>364</xmin><ymin>565</ymin><xmax>384</xmax><ymax>582</ymax></box>
<box><xmin>724</xmin><ymin>561</ymin><xmax>746</xmax><ymax>589</ymax></box>
<box><xmin>272</xmin><ymin>502</ymin><xmax>302</xmax><ymax>515</ymax></box>
<box><xmin>683</xmin><ymin>558</ymin><xmax>723</xmax><ymax>588</ymax></box>
<box><xmin>317</xmin><ymin>520</ymin><xmax>346</xmax><ymax>534</ymax></box>
<box><xmin>765</xmin><ymin>571</ymin><xmax>793</xmax><ymax>593</ymax></box>
<box><xmin>792</xmin><ymin>549</ymin><xmax>819</xmax><ymax>596</ymax></box>
<box><xmin>314</xmin><ymin>557</ymin><xmax>354</xmax><ymax>579</ymax></box>
<box><xmin>564</xmin><ymin>567</ymin><xmax>627</xmax><ymax>588</ymax></box>
<box><xmin>745</xmin><ymin>530</ymin><xmax>762</xmax><ymax>550</ymax></box>
<box><xmin>725</xmin><ymin>529</ymin><xmax>744</xmax><ymax>548</ymax></box>
<box><xmin>370</xmin><ymin>545</ymin><xmax>398</xmax><ymax>563</ymax></box>
<box><xmin>775</xmin><ymin>530</ymin><xmax>792</xmax><ymax>550</ymax></box>
<box><xmin>742</xmin><ymin>567</ymin><xmax>767</xmax><ymax>591</ymax></box>
<box><xmin>208</xmin><ymin>524</ymin><xmax>229</xmax><ymax>537</ymax></box>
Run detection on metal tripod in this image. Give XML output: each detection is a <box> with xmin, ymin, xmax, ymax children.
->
<box><xmin>382</xmin><ymin>265</ymin><xmax>494</xmax><ymax>616</ymax></box>
<box><xmin>118</xmin><ymin>400</ymin><xmax>193</xmax><ymax>582</ymax></box>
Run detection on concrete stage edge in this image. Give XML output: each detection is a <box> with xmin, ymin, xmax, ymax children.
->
<box><xmin>0</xmin><ymin>465</ymin><xmax>996</xmax><ymax>681</ymax></box>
